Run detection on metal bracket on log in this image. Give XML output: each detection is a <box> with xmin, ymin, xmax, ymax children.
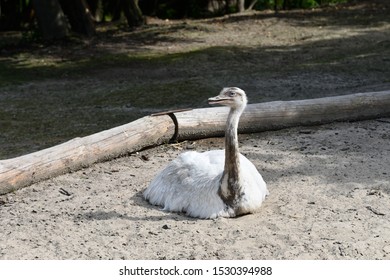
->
<box><xmin>151</xmin><ymin>108</ymin><xmax>193</xmax><ymax>143</ymax></box>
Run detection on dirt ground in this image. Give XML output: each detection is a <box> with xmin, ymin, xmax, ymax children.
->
<box><xmin>0</xmin><ymin>0</ymin><xmax>389</xmax><ymax>159</ymax></box>
<box><xmin>0</xmin><ymin>0</ymin><xmax>390</xmax><ymax>260</ymax></box>
<box><xmin>1</xmin><ymin>119</ymin><xmax>390</xmax><ymax>259</ymax></box>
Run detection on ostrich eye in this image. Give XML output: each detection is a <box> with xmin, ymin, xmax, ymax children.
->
<box><xmin>228</xmin><ymin>91</ymin><xmax>236</xmax><ymax>97</ymax></box>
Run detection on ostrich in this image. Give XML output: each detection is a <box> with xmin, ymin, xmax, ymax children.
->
<box><xmin>143</xmin><ymin>87</ymin><xmax>268</xmax><ymax>218</ymax></box>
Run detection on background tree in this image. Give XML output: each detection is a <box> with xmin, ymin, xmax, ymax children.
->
<box><xmin>121</xmin><ymin>0</ymin><xmax>144</xmax><ymax>27</ymax></box>
<box><xmin>0</xmin><ymin>0</ymin><xmax>353</xmax><ymax>37</ymax></box>
<box><xmin>59</xmin><ymin>0</ymin><xmax>95</xmax><ymax>36</ymax></box>
<box><xmin>32</xmin><ymin>0</ymin><xmax>69</xmax><ymax>40</ymax></box>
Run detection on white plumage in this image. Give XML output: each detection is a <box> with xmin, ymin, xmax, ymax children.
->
<box><xmin>144</xmin><ymin>87</ymin><xmax>268</xmax><ymax>219</ymax></box>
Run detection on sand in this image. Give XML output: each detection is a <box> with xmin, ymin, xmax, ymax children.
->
<box><xmin>1</xmin><ymin>118</ymin><xmax>389</xmax><ymax>260</ymax></box>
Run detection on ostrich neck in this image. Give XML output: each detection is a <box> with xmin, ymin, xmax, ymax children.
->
<box><xmin>219</xmin><ymin>106</ymin><xmax>244</xmax><ymax>207</ymax></box>
<box><xmin>225</xmin><ymin>108</ymin><xmax>241</xmax><ymax>180</ymax></box>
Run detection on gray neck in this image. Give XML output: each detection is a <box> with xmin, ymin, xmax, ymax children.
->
<box><xmin>219</xmin><ymin>106</ymin><xmax>244</xmax><ymax>207</ymax></box>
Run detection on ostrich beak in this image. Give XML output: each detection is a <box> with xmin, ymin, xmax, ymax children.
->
<box><xmin>208</xmin><ymin>95</ymin><xmax>228</xmax><ymax>105</ymax></box>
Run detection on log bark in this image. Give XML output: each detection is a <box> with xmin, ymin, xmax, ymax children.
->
<box><xmin>0</xmin><ymin>115</ymin><xmax>174</xmax><ymax>195</ymax></box>
<box><xmin>0</xmin><ymin>90</ymin><xmax>389</xmax><ymax>195</ymax></box>
<box><xmin>174</xmin><ymin>90</ymin><xmax>390</xmax><ymax>140</ymax></box>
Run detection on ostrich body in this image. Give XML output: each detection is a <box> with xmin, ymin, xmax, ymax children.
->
<box><xmin>143</xmin><ymin>87</ymin><xmax>268</xmax><ymax>218</ymax></box>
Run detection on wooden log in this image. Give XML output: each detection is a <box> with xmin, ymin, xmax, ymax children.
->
<box><xmin>174</xmin><ymin>91</ymin><xmax>390</xmax><ymax>140</ymax></box>
<box><xmin>0</xmin><ymin>115</ymin><xmax>174</xmax><ymax>195</ymax></box>
<box><xmin>0</xmin><ymin>90</ymin><xmax>389</xmax><ymax>195</ymax></box>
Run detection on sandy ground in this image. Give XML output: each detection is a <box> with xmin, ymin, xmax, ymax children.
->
<box><xmin>1</xmin><ymin>0</ymin><xmax>389</xmax><ymax>260</ymax></box>
<box><xmin>1</xmin><ymin>0</ymin><xmax>390</xmax><ymax>159</ymax></box>
<box><xmin>1</xmin><ymin>118</ymin><xmax>389</xmax><ymax>260</ymax></box>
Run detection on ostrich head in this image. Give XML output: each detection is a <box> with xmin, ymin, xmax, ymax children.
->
<box><xmin>208</xmin><ymin>87</ymin><xmax>247</xmax><ymax>110</ymax></box>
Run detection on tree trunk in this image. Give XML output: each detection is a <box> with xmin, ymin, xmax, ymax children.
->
<box><xmin>111</xmin><ymin>0</ymin><xmax>122</xmax><ymax>21</ymax></box>
<box><xmin>59</xmin><ymin>0</ymin><xmax>95</xmax><ymax>36</ymax></box>
<box><xmin>247</xmin><ymin>0</ymin><xmax>258</xmax><ymax>11</ymax></box>
<box><xmin>122</xmin><ymin>0</ymin><xmax>144</xmax><ymax>27</ymax></box>
<box><xmin>238</xmin><ymin>0</ymin><xmax>245</xmax><ymax>12</ymax></box>
<box><xmin>32</xmin><ymin>0</ymin><xmax>69</xmax><ymax>40</ymax></box>
<box><xmin>0</xmin><ymin>0</ymin><xmax>21</xmax><ymax>30</ymax></box>
<box><xmin>1</xmin><ymin>91</ymin><xmax>389</xmax><ymax>195</ymax></box>
<box><xmin>88</xmin><ymin>0</ymin><xmax>104</xmax><ymax>22</ymax></box>
<box><xmin>225</xmin><ymin>0</ymin><xmax>237</xmax><ymax>14</ymax></box>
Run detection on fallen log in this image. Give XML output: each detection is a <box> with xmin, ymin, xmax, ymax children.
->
<box><xmin>1</xmin><ymin>90</ymin><xmax>390</xmax><ymax>195</ymax></box>
<box><xmin>174</xmin><ymin>90</ymin><xmax>390</xmax><ymax>140</ymax></box>
<box><xmin>0</xmin><ymin>115</ymin><xmax>174</xmax><ymax>195</ymax></box>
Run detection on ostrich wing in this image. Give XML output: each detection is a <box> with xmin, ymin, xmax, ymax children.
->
<box><xmin>144</xmin><ymin>150</ymin><xmax>228</xmax><ymax>218</ymax></box>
